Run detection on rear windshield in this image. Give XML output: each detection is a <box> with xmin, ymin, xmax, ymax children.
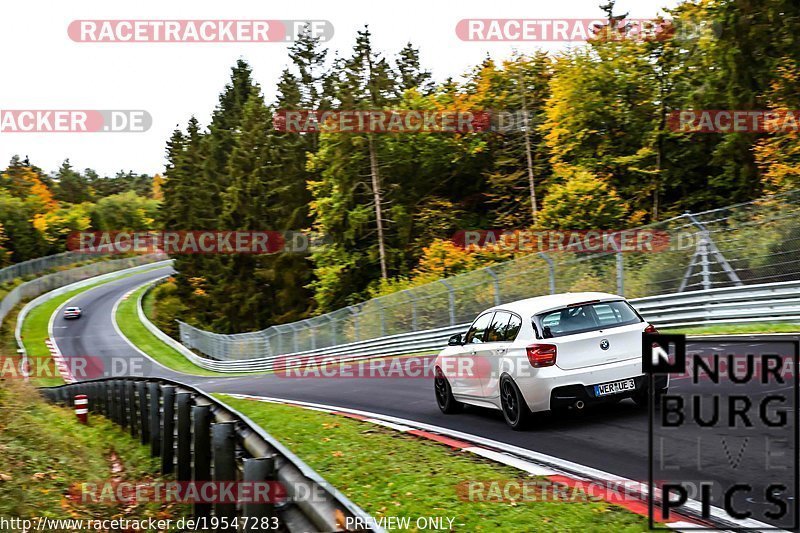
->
<box><xmin>536</xmin><ymin>300</ymin><xmax>641</xmax><ymax>338</ymax></box>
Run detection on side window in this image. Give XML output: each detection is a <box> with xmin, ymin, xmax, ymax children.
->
<box><xmin>465</xmin><ymin>312</ymin><xmax>494</xmax><ymax>344</ymax></box>
<box><xmin>486</xmin><ymin>311</ymin><xmax>512</xmax><ymax>342</ymax></box>
<box><xmin>505</xmin><ymin>314</ymin><xmax>522</xmax><ymax>341</ymax></box>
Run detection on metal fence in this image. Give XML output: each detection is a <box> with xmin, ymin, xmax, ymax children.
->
<box><xmin>40</xmin><ymin>378</ymin><xmax>378</xmax><ymax>532</ymax></box>
<box><xmin>179</xmin><ymin>189</ymin><xmax>800</xmax><ymax>361</ymax></box>
<box><xmin>166</xmin><ymin>280</ymin><xmax>800</xmax><ymax>373</ymax></box>
<box><xmin>0</xmin><ymin>254</ymin><xmax>166</xmax><ymax>326</ymax></box>
<box><xmin>0</xmin><ymin>250</ymin><xmax>104</xmax><ymax>284</ymax></box>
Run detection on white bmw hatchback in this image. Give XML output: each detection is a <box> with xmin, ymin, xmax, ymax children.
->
<box><xmin>433</xmin><ymin>292</ymin><xmax>668</xmax><ymax>429</ymax></box>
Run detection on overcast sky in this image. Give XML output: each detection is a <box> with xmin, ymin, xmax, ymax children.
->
<box><xmin>1</xmin><ymin>0</ymin><xmax>681</xmax><ymax>177</ymax></box>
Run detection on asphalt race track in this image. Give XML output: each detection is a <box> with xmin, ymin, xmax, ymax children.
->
<box><xmin>52</xmin><ymin>266</ymin><xmax>800</xmax><ymax>529</ymax></box>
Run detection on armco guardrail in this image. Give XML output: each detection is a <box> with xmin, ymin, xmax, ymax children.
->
<box><xmin>633</xmin><ymin>279</ymin><xmax>800</xmax><ymax>327</ymax></box>
<box><xmin>40</xmin><ymin>378</ymin><xmax>379</xmax><ymax>532</ymax></box>
<box><xmin>1</xmin><ymin>253</ymin><xmax>168</xmax><ymax>327</ymax></box>
<box><xmin>149</xmin><ymin>280</ymin><xmax>800</xmax><ymax>373</ymax></box>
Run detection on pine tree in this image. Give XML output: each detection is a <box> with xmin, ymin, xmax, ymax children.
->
<box><xmin>53</xmin><ymin>159</ymin><xmax>92</xmax><ymax>204</ymax></box>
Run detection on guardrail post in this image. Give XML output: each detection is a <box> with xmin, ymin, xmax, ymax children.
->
<box><xmin>176</xmin><ymin>392</ymin><xmax>192</xmax><ymax>481</ymax></box>
<box><xmin>212</xmin><ymin>422</ymin><xmax>237</xmax><ymax>528</ymax></box>
<box><xmin>137</xmin><ymin>382</ymin><xmax>149</xmax><ymax>444</ymax></box>
<box><xmin>485</xmin><ymin>268</ymin><xmax>501</xmax><ymax>306</ymax></box>
<box><xmin>192</xmin><ymin>404</ymin><xmax>212</xmax><ymax>519</ymax></box>
<box><xmin>147</xmin><ymin>382</ymin><xmax>161</xmax><ymax>457</ymax></box>
<box><xmin>439</xmin><ymin>280</ymin><xmax>456</xmax><ymax>326</ymax></box>
<box><xmin>326</xmin><ymin>316</ymin><xmax>336</xmax><ymax>347</ymax></box>
<box><xmin>86</xmin><ymin>383</ymin><xmax>95</xmax><ymax>414</ymax></box>
<box><xmin>538</xmin><ymin>252</ymin><xmax>556</xmax><ymax>294</ymax></box>
<box><xmin>126</xmin><ymin>381</ymin><xmax>138</xmax><ymax>437</ymax></box>
<box><xmin>348</xmin><ymin>306</ymin><xmax>360</xmax><ymax>342</ymax></box>
<box><xmin>309</xmin><ymin>320</ymin><xmax>317</xmax><ymax>351</ymax></box>
<box><xmin>402</xmin><ymin>290</ymin><xmax>418</xmax><ymax>331</ymax></box>
<box><xmin>243</xmin><ymin>456</ymin><xmax>276</xmax><ymax>520</ymax></box>
<box><xmin>117</xmin><ymin>380</ymin><xmax>128</xmax><ymax>429</ymax></box>
<box><xmin>161</xmin><ymin>386</ymin><xmax>175</xmax><ymax>474</ymax></box>
<box><xmin>379</xmin><ymin>304</ymin><xmax>386</xmax><ymax>336</ymax></box>
<box><xmin>95</xmin><ymin>382</ymin><xmax>105</xmax><ymax>416</ymax></box>
<box><xmin>108</xmin><ymin>380</ymin><xmax>118</xmax><ymax>423</ymax></box>
<box><xmin>291</xmin><ymin>324</ymin><xmax>299</xmax><ymax>353</ymax></box>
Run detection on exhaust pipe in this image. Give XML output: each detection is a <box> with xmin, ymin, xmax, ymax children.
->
<box><xmin>574</xmin><ymin>400</ymin><xmax>585</xmax><ymax>410</ymax></box>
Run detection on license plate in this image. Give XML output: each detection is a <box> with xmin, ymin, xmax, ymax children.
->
<box><xmin>594</xmin><ymin>378</ymin><xmax>635</xmax><ymax>396</ymax></box>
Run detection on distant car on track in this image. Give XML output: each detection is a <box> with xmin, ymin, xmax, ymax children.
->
<box><xmin>63</xmin><ymin>306</ymin><xmax>82</xmax><ymax>319</ymax></box>
<box><xmin>433</xmin><ymin>292</ymin><xmax>667</xmax><ymax>430</ymax></box>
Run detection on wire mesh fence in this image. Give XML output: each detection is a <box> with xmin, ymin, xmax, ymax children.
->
<box><xmin>0</xmin><ymin>251</ymin><xmax>104</xmax><ymax>284</ymax></box>
<box><xmin>178</xmin><ymin>189</ymin><xmax>800</xmax><ymax>360</ymax></box>
<box><xmin>0</xmin><ymin>254</ymin><xmax>167</xmax><ymax>326</ymax></box>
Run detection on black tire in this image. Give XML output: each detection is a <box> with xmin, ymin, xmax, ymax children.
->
<box><xmin>500</xmin><ymin>377</ymin><xmax>532</xmax><ymax>430</ymax></box>
<box><xmin>434</xmin><ymin>368</ymin><xmax>462</xmax><ymax>414</ymax></box>
<box><xmin>633</xmin><ymin>387</ymin><xmax>668</xmax><ymax>409</ymax></box>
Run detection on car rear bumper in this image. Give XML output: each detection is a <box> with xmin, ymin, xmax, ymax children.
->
<box><xmin>64</xmin><ymin>314</ymin><xmax>81</xmax><ymax>319</ymax></box>
<box><xmin>548</xmin><ymin>374</ymin><xmax>668</xmax><ymax>410</ymax></box>
<box><xmin>515</xmin><ymin>358</ymin><xmax>667</xmax><ymax>412</ymax></box>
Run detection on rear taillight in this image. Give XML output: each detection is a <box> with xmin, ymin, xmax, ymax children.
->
<box><xmin>526</xmin><ymin>344</ymin><xmax>557</xmax><ymax>368</ymax></box>
<box><xmin>644</xmin><ymin>324</ymin><xmax>658</xmax><ymax>334</ymax></box>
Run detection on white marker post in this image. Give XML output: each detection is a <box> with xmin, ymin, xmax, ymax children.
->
<box><xmin>74</xmin><ymin>394</ymin><xmax>88</xmax><ymax>424</ymax></box>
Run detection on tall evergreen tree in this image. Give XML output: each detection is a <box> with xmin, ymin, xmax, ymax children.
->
<box><xmin>53</xmin><ymin>160</ymin><xmax>91</xmax><ymax>204</ymax></box>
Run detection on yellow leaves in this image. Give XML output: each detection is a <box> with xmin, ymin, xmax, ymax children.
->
<box><xmin>29</xmin><ymin>178</ymin><xmax>57</xmax><ymax>211</ymax></box>
<box><xmin>188</xmin><ymin>277</ymin><xmax>209</xmax><ymax>297</ymax></box>
<box><xmin>1</xmin><ymin>167</ymin><xmax>57</xmax><ymax>211</ymax></box>
<box><xmin>331</xmin><ymin>450</ymin><xmax>344</xmax><ymax>458</ymax></box>
<box><xmin>33</xmin><ymin>212</ymin><xmax>48</xmax><ymax>234</ymax></box>
<box><xmin>0</xmin><ymin>472</ymin><xmax>12</xmax><ymax>481</ymax></box>
<box><xmin>188</xmin><ymin>277</ymin><xmax>206</xmax><ymax>288</ymax></box>
<box><xmin>32</xmin><ymin>205</ymin><xmax>91</xmax><ymax>244</ymax></box>
<box><xmin>415</xmin><ymin>240</ymin><xmax>480</xmax><ymax>279</ymax></box>
<box><xmin>152</xmin><ymin>173</ymin><xmax>165</xmax><ymax>201</ymax></box>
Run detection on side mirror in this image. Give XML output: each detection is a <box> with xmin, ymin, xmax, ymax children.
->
<box><xmin>448</xmin><ymin>333</ymin><xmax>463</xmax><ymax>346</ymax></box>
<box><xmin>542</xmin><ymin>326</ymin><xmax>553</xmax><ymax>339</ymax></box>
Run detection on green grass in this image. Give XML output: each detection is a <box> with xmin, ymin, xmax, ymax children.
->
<box><xmin>0</xmin><ymin>378</ymin><xmax>188</xmax><ymax>523</ymax></box>
<box><xmin>20</xmin><ymin>266</ymin><xmax>166</xmax><ymax>386</ymax></box>
<box><xmin>1</xmin><ymin>265</ymin><xmax>188</xmax><ymax>525</ymax></box>
<box><xmin>115</xmin><ymin>284</ymin><xmax>226</xmax><ymax>376</ymax></box>
<box><xmin>665</xmin><ymin>322</ymin><xmax>800</xmax><ymax>335</ymax></box>
<box><xmin>218</xmin><ymin>395</ymin><xmax>652</xmax><ymax>532</ymax></box>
